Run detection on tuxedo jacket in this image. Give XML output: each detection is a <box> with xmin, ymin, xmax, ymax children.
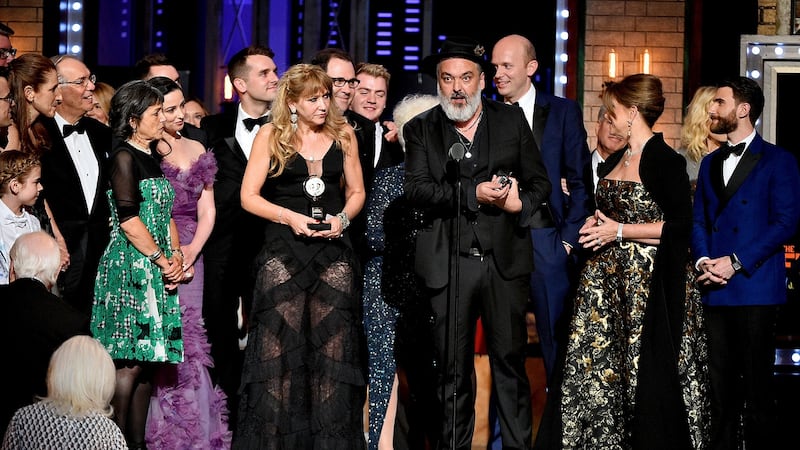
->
<box><xmin>201</xmin><ymin>109</ymin><xmax>265</xmax><ymax>262</ymax></box>
<box><xmin>0</xmin><ymin>279</ymin><xmax>90</xmax><ymax>435</ymax></box>
<box><xmin>530</xmin><ymin>91</ymin><xmax>591</xmax><ymax>246</ymax></box>
<box><xmin>345</xmin><ymin>109</ymin><xmax>404</xmax><ymax>193</ymax></box>
<box><xmin>37</xmin><ymin>116</ymin><xmax>111</xmax><ymax>311</ymax></box>
<box><xmin>404</xmin><ymin>99</ymin><xmax>551</xmax><ymax>288</ymax></box>
<box><xmin>692</xmin><ymin>133</ymin><xmax>800</xmax><ymax>306</ymax></box>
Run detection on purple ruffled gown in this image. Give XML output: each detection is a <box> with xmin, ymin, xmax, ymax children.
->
<box><xmin>146</xmin><ymin>151</ymin><xmax>232</xmax><ymax>449</ymax></box>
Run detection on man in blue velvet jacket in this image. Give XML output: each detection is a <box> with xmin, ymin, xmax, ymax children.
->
<box><xmin>692</xmin><ymin>76</ymin><xmax>800</xmax><ymax>450</ymax></box>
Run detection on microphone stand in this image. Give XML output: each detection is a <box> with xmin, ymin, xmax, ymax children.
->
<box><xmin>446</xmin><ymin>142</ymin><xmax>465</xmax><ymax>450</ymax></box>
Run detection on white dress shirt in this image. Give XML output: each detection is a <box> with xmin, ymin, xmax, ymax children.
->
<box><xmin>234</xmin><ymin>105</ymin><xmax>269</xmax><ymax>160</ymax></box>
<box><xmin>55</xmin><ymin>113</ymin><xmax>99</xmax><ymax>212</ymax></box>
<box><xmin>722</xmin><ymin>129</ymin><xmax>756</xmax><ymax>185</ymax></box>
<box><xmin>372</xmin><ymin>122</ymin><xmax>383</xmax><ymax>168</ymax></box>
<box><xmin>0</xmin><ymin>200</ymin><xmax>42</xmax><ymax>284</ymax></box>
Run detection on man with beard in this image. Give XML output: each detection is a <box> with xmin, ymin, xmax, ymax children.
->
<box><xmin>403</xmin><ymin>37</ymin><xmax>551</xmax><ymax>449</ymax></box>
<box><xmin>692</xmin><ymin>76</ymin><xmax>800</xmax><ymax>450</ymax></box>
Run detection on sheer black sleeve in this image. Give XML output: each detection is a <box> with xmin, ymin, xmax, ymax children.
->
<box><xmin>107</xmin><ymin>148</ymin><xmax>142</xmax><ymax>223</ymax></box>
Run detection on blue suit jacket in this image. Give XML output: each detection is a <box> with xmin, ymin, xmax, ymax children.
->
<box><xmin>692</xmin><ymin>133</ymin><xmax>800</xmax><ymax>306</ymax></box>
<box><xmin>531</xmin><ymin>91</ymin><xmax>591</xmax><ymax>247</ymax></box>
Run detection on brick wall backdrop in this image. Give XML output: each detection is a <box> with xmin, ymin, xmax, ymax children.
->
<box><xmin>583</xmin><ymin>0</ymin><xmax>685</xmax><ymax>150</ymax></box>
<box><xmin>0</xmin><ymin>0</ymin><xmax>45</xmax><ymax>55</ymax></box>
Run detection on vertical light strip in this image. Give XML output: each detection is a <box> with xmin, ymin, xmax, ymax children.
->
<box><xmin>401</xmin><ymin>0</ymin><xmax>423</xmax><ymax>71</ymax></box>
<box><xmin>554</xmin><ymin>0</ymin><xmax>568</xmax><ymax>96</ymax></box>
<box><xmin>60</xmin><ymin>1</ymin><xmax>85</xmax><ymax>56</ymax></box>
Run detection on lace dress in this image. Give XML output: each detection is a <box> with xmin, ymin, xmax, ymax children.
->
<box><xmin>146</xmin><ymin>151</ymin><xmax>232</xmax><ymax>449</ymax></box>
<box><xmin>91</xmin><ymin>143</ymin><xmax>183</xmax><ymax>363</ymax></box>
<box><xmin>233</xmin><ymin>145</ymin><xmax>367</xmax><ymax>450</ymax></box>
<box><xmin>559</xmin><ymin>179</ymin><xmax>709</xmax><ymax>449</ymax></box>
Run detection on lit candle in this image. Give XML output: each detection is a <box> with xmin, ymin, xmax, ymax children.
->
<box><xmin>609</xmin><ymin>49</ymin><xmax>617</xmax><ymax>79</ymax></box>
<box><xmin>642</xmin><ymin>49</ymin><xmax>650</xmax><ymax>74</ymax></box>
<box><xmin>224</xmin><ymin>74</ymin><xmax>233</xmax><ymax>101</ymax></box>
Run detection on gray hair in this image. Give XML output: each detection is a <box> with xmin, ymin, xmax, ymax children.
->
<box><xmin>9</xmin><ymin>231</ymin><xmax>61</xmax><ymax>287</ymax></box>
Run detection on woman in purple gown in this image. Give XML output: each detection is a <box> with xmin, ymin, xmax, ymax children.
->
<box><xmin>145</xmin><ymin>77</ymin><xmax>231</xmax><ymax>449</ymax></box>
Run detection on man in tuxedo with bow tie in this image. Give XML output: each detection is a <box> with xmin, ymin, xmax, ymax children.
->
<box><xmin>36</xmin><ymin>55</ymin><xmax>110</xmax><ymax>316</ymax></box>
<box><xmin>692</xmin><ymin>76</ymin><xmax>800</xmax><ymax>450</ymax></box>
<box><xmin>200</xmin><ymin>44</ymin><xmax>279</xmax><ymax>431</ymax></box>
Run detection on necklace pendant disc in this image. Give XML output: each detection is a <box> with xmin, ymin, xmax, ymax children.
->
<box><xmin>465</xmin><ymin>151</ymin><xmax>472</xmax><ymax>159</ymax></box>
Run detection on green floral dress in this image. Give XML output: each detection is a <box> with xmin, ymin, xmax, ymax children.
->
<box><xmin>91</xmin><ymin>143</ymin><xmax>183</xmax><ymax>363</ymax></box>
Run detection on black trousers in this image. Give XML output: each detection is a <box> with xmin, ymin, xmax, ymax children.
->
<box><xmin>705</xmin><ymin>304</ymin><xmax>778</xmax><ymax>450</ymax></box>
<box><xmin>428</xmin><ymin>253</ymin><xmax>532</xmax><ymax>450</ymax></box>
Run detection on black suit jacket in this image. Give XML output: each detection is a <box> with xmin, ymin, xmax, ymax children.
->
<box><xmin>201</xmin><ymin>109</ymin><xmax>265</xmax><ymax>265</ymax></box>
<box><xmin>0</xmin><ymin>279</ymin><xmax>90</xmax><ymax>436</ymax></box>
<box><xmin>37</xmin><ymin>115</ymin><xmax>111</xmax><ymax>314</ymax></box>
<box><xmin>404</xmin><ymin>99</ymin><xmax>551</xmax><ymax>288</ymax></box>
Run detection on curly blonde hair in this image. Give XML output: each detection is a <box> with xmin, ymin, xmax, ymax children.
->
<box><xmin>680</xmin><ymin>86</ymin><xmax>717</xmax><ymax>163</ymax></box>
<box><xmin>266</xmin><ymin>63</ymin><xmax>351</xmax><ymax>177</ymax></box>
<box><xmin>0</xmin><ymin>149</ymin><xmax>40</xmax><ymax>195</ymax></box>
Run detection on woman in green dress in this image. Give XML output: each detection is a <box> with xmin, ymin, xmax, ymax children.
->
<box><xmin>90</xmin><ymin>80</ymin><xmax>185</xmax><ymax>449</ymax></box>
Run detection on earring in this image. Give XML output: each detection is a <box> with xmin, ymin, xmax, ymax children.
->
<box><xmin>290</xmin><ymin>108</ymin><xmax>298</xmax><ymax>132</ymax></box>
<box><xmin>626</xmin><ymin>119</ymin><xmax>632</xmax><ymax>137</ymax></box>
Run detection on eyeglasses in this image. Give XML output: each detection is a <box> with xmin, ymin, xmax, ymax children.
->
<box><xmin>331</xmin><ymin>77</ymin><xmax>360</xmax><ymax>88</ymax></box>
<box><xmin>0</xmin><ymin>94</ymin><xmax>12</xmax><ymax>104</ymax></box>
<box><xmin>0</xmin><ymin>48</ymin><xmax>16</xmax><ymax>59</ymax></box>
<box><xmin>59</xmin><ymin>73</ymin><xmax>96</xmax><ymax>88</ymax></box>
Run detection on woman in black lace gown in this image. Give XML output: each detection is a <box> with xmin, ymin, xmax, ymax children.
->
<box><xmin>235</xmin><ymin>63</ymin><xmax>366</xmax><ymax>449</ymax></box>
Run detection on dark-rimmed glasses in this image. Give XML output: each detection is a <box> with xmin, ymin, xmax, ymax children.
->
<box><xmin>0</xmin><ymin>94</ymin><xmax>12</xmax><ymax>104</ymax></box>
<box><xmin>59</xmin><ymin>73</ymin><xmax>96</xmax><ymax>88</ymax></box>
<box><xmin>331</xmin><ymin>77</ymin><xmax>360</xmax><ymax>88</ymax></box>
<box><xmin>0</xmin><ymin>48</ymin><xmax>16</xmax><ymax>59</ymax></box>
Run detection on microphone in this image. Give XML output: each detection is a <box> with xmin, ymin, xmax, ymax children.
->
<box><xmin>449</xmin><ymin>142</ymin><xmax>466</xmax><ymax>161</ymax></box>
<box><xmin>446</xmin><ymin>143</ymin><xmax>465</xmax><ymax>184</ymax></box>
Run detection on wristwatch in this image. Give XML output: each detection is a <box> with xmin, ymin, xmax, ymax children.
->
<box><xmin>730</xmin><ymin>253</ymin><xmax>743</xmax><ymax>273</ymax></box>
<box><xmin>616</xmin><ymin>223</ymin><xmax>624</xmax><ymax>243</ymax></box>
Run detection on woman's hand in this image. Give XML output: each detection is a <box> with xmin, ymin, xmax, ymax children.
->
<box><xmin>578</xmin><ymin>210</ymin><xmax>618</xmax><ymax>251</ymax></box>
<box><xmin>313</xmin><ymin>214</ymin><xmax>345</xmax><ymax>240</ymax></box>
<box><xmin>159</xmin><ymin>253</ymin><xmax>184</xmax><ymax>285</ymax></box>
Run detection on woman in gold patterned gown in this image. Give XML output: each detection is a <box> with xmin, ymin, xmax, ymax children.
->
<box><xmin>537</xmin><ymin>74</ymin><xmax>709</xmax><ymax>450</ymax></box>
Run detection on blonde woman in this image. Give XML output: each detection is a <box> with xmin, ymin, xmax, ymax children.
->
<box><xmin>236</xmin><ymin>63</ymin><xmax>366</xmax><ymax>448</ymax></box>
<box><xmin>2</xmin><ymin>335</ymin><xmax>127</xmax><ymax>449</ymax></box>
<box><xmin>679</xmin><ymin>86</ymin><xmax>725</xmax><ymax>185</ymax></box>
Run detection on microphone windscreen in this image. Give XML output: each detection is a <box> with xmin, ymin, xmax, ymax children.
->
<box><xmin>449</xmin><ymin>142</ymin><xmax>466</xmax><ymax>161</ymax></box>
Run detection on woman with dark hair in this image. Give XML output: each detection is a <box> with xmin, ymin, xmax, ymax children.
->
<box><xmin>144</xmin><ymin>76</ymin><xmax>230</xmax><ymax>448</ymax></box>
<box><xmin>235</xmin><ymin>63</ymin><xmax>366</xmax><ymax>448</ymax></box>
<box><xmin>538</xmin><ymin>74</ymin><xmax>709</xmax><ymax>449</ymax></box>
<box><xmin>90</xmin><ymin>79</ymin><xmax>185</xmax><ymax>449</ymax></box>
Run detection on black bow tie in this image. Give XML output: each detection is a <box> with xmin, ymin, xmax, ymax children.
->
<box><xmin>63</xmin><ymin>122</ymin><xmax>85</xmax><ymax>137</ymax></box>
<box><xmin>242</xmin><ymin>115</ymin><xmax>269</xmax><ymax>132</ymax></box>
<box><xmin>719</xmin><ymin>142</ymin><xmax>746</xmax><ymax>158</ymax></box>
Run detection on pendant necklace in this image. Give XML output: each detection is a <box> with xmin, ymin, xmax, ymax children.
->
<box><xmin>455</xmin><ymin>111</ymin><xmax>483</xmax><ymax>159</ymax></box>
<box><xmin>623</xmin><ymin>147</ymin><xmax>642</xmax><ymax>167</ymax></box>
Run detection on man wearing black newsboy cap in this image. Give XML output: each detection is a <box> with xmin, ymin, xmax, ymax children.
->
<box><xmin>403</xmin><ymin>36</ymin><xmax>551</xmax><ymax>450</ymax></box>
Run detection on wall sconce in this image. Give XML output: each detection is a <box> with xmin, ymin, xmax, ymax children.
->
<box><xmin>224</xmin><ymin>74</ymin><xmax>233</xmax><ymax>101</ymax></box>
<box><xmin>608</xmin><ymin>49</ymin><xmax>617</xmax><ymax>79</ymax></box>
<box><xmin>641</xmin><ymin>49</ymin><xmax>651</xmax><ymax>74</ymax></box>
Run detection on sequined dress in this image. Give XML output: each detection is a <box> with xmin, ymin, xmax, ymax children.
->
<box><xmin>362</xmin><ymin>164</ymin><xmax>403</xmax><ymax>449</ymax></box>
<box><xmin>559</xmin><ymin>179</ymin><xmax>709</xmax><ymax>449</ymax></box>
<box><xmin>146</xmin><ymin>151</ymin><xmax>232</xmax><ymax>448</ymax></box>
<box><xmin>233</xmin><ymin>145</ymin><xmax>366</xmax><ymax>449</ymax></box>
<box><xmin>91</xmin><ymin>143</ymin><xmax>183</xmax><ymax>364</ymax></box>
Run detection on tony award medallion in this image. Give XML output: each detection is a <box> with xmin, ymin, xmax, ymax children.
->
<box><xmin>303</xmin><ymin>175</ymin><xmax>326</xmax><ymax>221</ymax></box>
